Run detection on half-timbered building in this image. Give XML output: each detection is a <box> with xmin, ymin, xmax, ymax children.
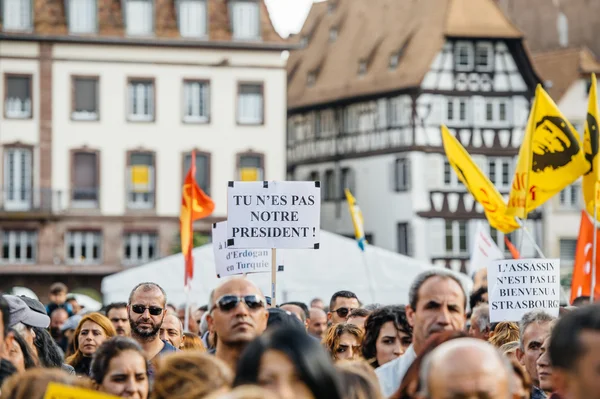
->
<box><xmin>287</xmin><ymin>0</ymin><xmax>543</xmax><ymax>272</ymax></box>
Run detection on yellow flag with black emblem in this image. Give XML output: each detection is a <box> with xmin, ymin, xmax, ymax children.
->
<box><xmin>582</xmin><ymin>73</ymin><xmax>600</xmax><ymax>216</ymax></box>
<box><xmin>507</xmin><ymin>84</ymin><xmax>588</xmax><ymax>218</ymax></box>
<box><xmin>441</xmin><ymin>125</ymin><xmax>519</xmax><ymax>234</ymax></box>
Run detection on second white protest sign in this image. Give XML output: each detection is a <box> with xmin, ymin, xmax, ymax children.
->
<box><xmin>227</xmin><ymin>181</ymin><xmax>321</xmax><ymax>249</ymax></box>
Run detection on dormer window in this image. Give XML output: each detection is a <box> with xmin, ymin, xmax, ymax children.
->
<box><xmin>389</xmin><ymin>53</ymin><xmax>400</xmax><ymax>70</ymax></box>
<box><xmin>68</xmin><ymin>0</ymin><xmax>97</xmax><ymax>33</ymax></box>
<box><xmin>307</xmin><ymin>72</ymin><xmax>316</xmax><ymax>87</ymax></box>
<box><xmin>179</xmin><ymin>0</ymin><xmax>207</xmax><ymax>38</ymax></box>
<box><xmin>300</xmin><ymin>36</ymin><xmax>308</xmax><ymax>48</ymax></box>
<box><xmin>126</xmin><ymin>0</ymin><xmax>153</xmax><ymax>36</ymax></box>
<box><xmin>327</xmin><ymin>0</ymin><xmax>336</xmax><ymax>14</ymax></box>
<box><xmin>231</xmin><ymin>0</ymin><xmax>260</xmax><ymax>40</ymax></box>
<box><xmin>358</xmin><ymin>61</ymin><xmax>367</xmax><ymax>76</ymax></box>
<box><xmin>2</xmin><ymin>0</ymin><xmax>32</xmax><ymax>31</ymax></box>
<box><xmin>454</xmin><ymin>42</ymin><xmax>474</xmax><ymax>71</ymax></box>
<box><xmin>329</xmin><ymin>27</ymin><xmax>338</xmax><ymax>42</ymax></box>
<box><xmin>475</xmin><ymin>42</ymin><xmax>493</xmax><ymax>72</ymax></box>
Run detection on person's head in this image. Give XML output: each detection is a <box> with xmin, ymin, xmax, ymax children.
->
<box><xmin>517</xmin><ymin>310</ymin><xmax>555</xmax><ymax>387</ymax></box>
<box><xmin>32</xmin><ymin>327</ymin><xmax>64</xmax><ymax>368</ymax></box>
<box><xmin>0</xmin><ymin>368</ymin><xmax>82</xmax><ymax>399</ymax></box>
<box><xmin>571</xmin><ymin>296</ymin><xmax>591</xmax><ymax>307</ymax></box>
<box><xmin>536</xmin><ymin>326</ymin><xmax>554</xmax><ymax>393</ymax></box>
<box><xmin>407</xmin><ymin>270</ymin><xmax>467</xmax><ymax>354</ymax></box>
<box><xmin>4</xmin><ymin>295</ymin><xmax>50</xmax><ymax>348</ymax></box>
<box><xmin>488</xmin><ymin>321</ymin><xmax>520</xmax><ymax>348</ymax></box>
<box><xmin>49</xmin><ymin>282</ymin><xmax>68</xmax><ymax>305</ymax></box>
<box><xmin>468</xmin><ymin>286</ymin><xmax>488</xmax><ymax>313</ymax></box>
<box><xmin>418</xmin><ymin>338</ymin><xmax>511</xmax><ymax>399</ymax></box>
<box><xmin>307</xmin><ymin>308</ymin><xmax>327</xmax><ymax>339</ymax></box>
<box><xmin>510</xmin><ymin>357</ymin><xmax>532</xmax><ymax>399</ymax></box>
<box><xmin>67</xmin><ymin>312</ymin><xmax>116</xmax><ymax>368</ymax></box>
<box><xmin>328</xmin><ymin>291</ymin><xmax>360</xmax><ymax>324</ymax></box>
<box><xmin>207</xmin><ymin>278</ymin><xmax>268</xmax><ymax>351</ymax></box>
<box><xmin>181</xmin><ymin>332</ymin><xmax>206</xmax><ymax>352</ymax></box>
<box><xmin>323</xmin><ymin>323</ymin><xmax>364</xmax><ymax>362</ymax></box>
<box><xmin>267</xmin><ymin>308</ymin><xmax>305</xmax><ymax>332</ymax></box>
<box><xmin>362</xmin><ymin>305</ymin><xmax>413</xmax><ymax>368</ymax></box>
<box><xmin>550</xmin><ymin>303</ymin><xmax>600</xmax><ymax>399</ymax></box>
<box><xmin>498</xmin><ymin>340</ymin><xmax>520</xmax><ymax>363</ymax></box>
<box><xmin>50</xmin><ymin>307</ymin><xmax>69</xmax><ymax>335</ymax></box>
<box><xmin>66</xmin><ymin>295</ymin><xmax>82</xmax><ymax>314</ymax></box>
<box><xmin>91</xmin><ymin>336</ymin><xmax>149</xmax><ymax>399</ymax></box>
<box><xmin>106</xmin><ymin>302</ymin><xmax>130</xmax><ymax>337</ymax></box>
<box><xmin>159</xmin><ymin>313</ymin><xmax>184</xmax><ymax>349</ymax></box>
<box><xmin>234</xmin><ymin>326</ymin><xmax>344</xmax><ymax>399</ymax></box>
<box><xmin>280</xmin><ymin>302</ymin><xmax>309</xmax><ymax>327</ymax></box>
<box><xmin>310</xmin><ymin>298</ymin><xmax>324</xmax><ymax>310</ymax></box>
<box><xmin>468</xmin><ymin>304</ymin><xmax>490</xmax><ymax>341</ymax></box>
<box><xmin>152</xmin><ymin>352</ymin><xmax>233</xmax><ymax>399</ymax></box>
<box><xmin>4</xmin><ymin>328</ymin><xmax>37</xmax><ymax>372</ymax></box>
<box><xmin>471</xmin><ymin>268</ymin><xmax>487</xmax><ymax>292</ymax></box>
<box><xmin>128</xmin><ymin>282</ymin><xmax>167</xmax><ymax>341</ymax></box>
<box><xmin>336</xmin><ymin>361</ymin><xmax>385</xmax><ymax>399</ymax></box>
<box><xmin>347</xmin><ymin>308</ymin><xmax>370</xmax><ymax>333</ymax></box>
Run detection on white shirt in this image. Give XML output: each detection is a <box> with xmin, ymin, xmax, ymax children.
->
<box><xmin>375</xmin><ymin>345</ymin><xmax>417</xmax><ymax>397</ymax></box>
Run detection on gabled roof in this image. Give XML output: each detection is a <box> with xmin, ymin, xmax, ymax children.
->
<box><xmin>287</xmin><ymin>0</ymin><xmax>526</xmax><ymax>110</ymax></box>
<box><xmin>532</xmin><ymin>47</ymin><xmax>600</xmax><ymax>101</ymax></box>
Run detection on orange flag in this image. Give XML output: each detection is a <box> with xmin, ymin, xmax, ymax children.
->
<box><xmin>570</xmin><ymin>210</ymin><xmax>600</xmax><ymax>303</ymax></box>
<box><xmin>504</xmin><ymin>236</ymin><xmax>521</xmax><ymax>260</ymax></box>
<box><xmin>180</xmin><ymin>150</ymin><xmax>215</xmax><ymax>287</ymax></box>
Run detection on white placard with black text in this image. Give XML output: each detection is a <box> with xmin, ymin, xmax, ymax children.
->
<box><xmin>488</xmin><ymin>258</ymin><xmax>560</xmax><ymax>322</ymax></box>
<box><xmin>227</xmin><ymin>181</ymin><xmax>321</xmax><ymax>249</ymax></box>
<box><xmin>212</xmin><ymin>221</ymin><xmax>272</xmax><ymax>277</ymax></box>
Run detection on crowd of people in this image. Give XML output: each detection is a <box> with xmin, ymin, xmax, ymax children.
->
<box><xmin>0</xmin><ymin>270</ymin><xmax>598</xmax><ymax>399</ymax></box>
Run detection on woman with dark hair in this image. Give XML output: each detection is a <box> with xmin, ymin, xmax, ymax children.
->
<box><xmin>32</xmin><ymin>327</ymin><xmax>76</xmax><ymax>375</ymax></box>
<box><xmin>6</xmin><ymin>329</ymin><xmax>37</xmax><ymax>372</ymax></box>
<box><xmin>234</xmin><ymin>327</ymin><xmax>344</xmax><ymax>399</ymax></box>
<box><xmin>91</xmin><ymin>336</ymin><xmax>149</xmax><ymax>399</ymax></box>
<box><xmin>361</xmin><ymin>306</ymin><xmax>412</xmax><ymax>368</ymax></box>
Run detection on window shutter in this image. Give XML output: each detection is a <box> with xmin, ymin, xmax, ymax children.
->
<box><xmin>405</xmin><ymin>157</ymin><xmax>412</xmax><ymax>190</ymax></box>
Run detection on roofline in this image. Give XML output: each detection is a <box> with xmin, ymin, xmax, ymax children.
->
<box><xmin>0</xmin><ymin>33</ymin><xmax>299</xmax><ymax>51</ymax></box>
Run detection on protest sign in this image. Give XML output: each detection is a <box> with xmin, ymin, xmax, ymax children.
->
<box><xmin>44</xmin><ymin>383</ymin><xmax>119</xmax><ymax>399</ymax></box>
<box><xmin>212</xmin><ymin>221</ymin><xmax>272</xmax><ymax>277</ymax></box>
<box><xmin>227</xmin><ymin>181</ymin><xmax>321</xmax><ymax>249</ymax></box>
<box><xmin>488</xmin><ymin>258</ymin><xmax>560</xmax><ymax>322</ymax></box>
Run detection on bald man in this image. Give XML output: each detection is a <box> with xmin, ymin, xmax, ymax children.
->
<box><xmin>419</xmin><ymin>338</ymin><xmax>511</xmax><ymax>399</ymax></box>
<box><xmin>159</xmin><ymin>313</ymin><xmax>183</xmax><ymax>349</ymax></box>
<box><xmin>207</xmin><ymin>278</ymin><xmax>269</xmax><ymax>371</ymax></box>
<box><xmin>308</xmin><ymin>307</ymin><xmax>327</xmax><ymax>339</ymax></box>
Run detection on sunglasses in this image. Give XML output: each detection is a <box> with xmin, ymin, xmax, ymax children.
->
<box><xmin>332</xmin><ymin>307</ymin><xmax>355</xmax><ymax>318</ymax></box>
<box><xmin>213</xmin><ymin>295</ymin><xmax>264</xmax><ymax>312</ymax></box>
<box><xmin>131</xmin><ymin>305</ymin><xmax>163</xmax><ymax>316</ymax></box>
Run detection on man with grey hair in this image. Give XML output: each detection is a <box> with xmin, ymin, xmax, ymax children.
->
<box><xmin>375</xmin><ymin>269</ymin><xmax>468</xmax><ymax>397</ymax></box>
<box><xmin>418</xmin><ymin>338</ymin><xmax>511</xmax><ymax>398</ymax></box>
<box><xmin>468</xmin><ymin>303</ymin><xmax>491</xmax><ymax>341</ymax></box>
<box><xmin>516</xmin><ymin>310</ymin><xmax>555</xmax><ymax>399</ymax></box>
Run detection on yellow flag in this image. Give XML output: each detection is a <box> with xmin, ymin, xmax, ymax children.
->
<box><xmin>344</xmin><ymin>189</ymin><xmax>367</xmax><ymax>251</ymax></box>
<box><xmin>441</xmin><ymin>125</ymin><xmax>519</xmax><ymax>234</ymax></box>
<box><xmin>582</xmin><ymin>74</ymin><xmax>600</xmax><ymax>215</ymax></box>
<box><xmin>44</xmin><ymin>382</ymin><xmax>120</xmax><ymax>398</ymax></box>
<box><xmin>507</xmin><ymin>84</ymin><xmax>588</xmax><ymax>218</ymax></box>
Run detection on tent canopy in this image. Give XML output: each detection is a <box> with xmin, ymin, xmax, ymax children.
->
<box><xmin>102</xmin><ymin>231</ymin><xmax>471</xmax><ymax>308</ymax></box>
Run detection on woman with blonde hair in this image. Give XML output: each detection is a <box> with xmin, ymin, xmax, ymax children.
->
<box><xmin>151</xmin><ymin>351</ymin><xmax>233</xmax><ymax>399</ymax></box>
<box><xmin>66</xmin><ymin>312</ymin><xmax>116</xmax><ymax>376</ymax></box>
<box><xmin>181</xmin><ymin>332</ymin><xmax>206</xmax><ymax>352</ymax></box>
<box><xmin>488</xmin><ymin>322</ymin><xmax>519</xmax><ymax>348</ymax></box>
<box><xmin>323</xmin><ymin>323</ymin><xmax>363</xmax><ymax>362</ymax></box>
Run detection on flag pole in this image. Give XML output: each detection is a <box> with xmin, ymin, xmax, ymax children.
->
<box><xmin>516</xmin><ymin>218</ymin><xmax>545</xmax><ymax>258</ymax></box>
<box><xmin>271</xmin><ymin>248</ymin><xmax>277</xmax><ymax>307</ymax></box>
<box><xmin>519</xmin><ymin>92</ymin><xmax>538</xmax><ymax>254</ymax></box>
<box><xmin>183</xmin><ymin>283</ymin><xmax>191</xmax><ymax>333</ymax></box>
<box><xmin>361</xmin><ymin>246</ymin><xmax>377</xmax><ymax>304</ymax></box>
<box><xmin>592</xmin><ymin>185</ymin><xmax>598</xmax><ymax>303</ymax></box>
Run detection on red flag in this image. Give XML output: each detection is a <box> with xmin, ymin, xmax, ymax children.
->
<box><xmin>504</xmin><ymin>236</ymin><xmax>521</xmax><ymax>260</ymax></box>
<box><xmin>570</xmin><ymin>211</ymin><xmax>600</xmax><ymax>303</ymax></box>
<box><xmin>180</xmin><ymin>150</ymin><xmax>215</xmax><ymax>287</ymax></box>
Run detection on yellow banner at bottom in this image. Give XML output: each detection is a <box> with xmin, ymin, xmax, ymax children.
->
<box><xmin>44</xmin><ymin>383</ymin><xmax>120</xmax><ymax>399</ymax></box>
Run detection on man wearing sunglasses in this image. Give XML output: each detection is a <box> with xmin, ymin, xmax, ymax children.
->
<box><xmin>328</xmin><ymin>290</ymin><xmax>360</xmax><ymax>325</ymax></box>
<box><xmin>128</xmin><ymin>282</ymin><xmax>177</xmax><ymax>360</ymax></box>
<box><xmin>207</xmin><ymin>278</ymin><xmax>268</xmax><ymax>371</ymax></box>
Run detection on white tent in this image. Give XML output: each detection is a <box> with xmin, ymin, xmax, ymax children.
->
<box><xmin>102</xmin><ymin>231</ymin><xmax>471</xmax><ymax>307</ymax></box>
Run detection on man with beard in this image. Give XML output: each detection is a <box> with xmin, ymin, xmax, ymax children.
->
<box><xmin>49</xmin><ymin>308</ymin><xmax>68</xmax><ymax>343</ymax></box>
<box><xmin>207</xmin><ymin>278</ymin><xmax>268</xmax><ymax>371</ymax></box>
<box><xmin>375</xmin><ymin>269</ymin><xmax>467</xmax><ymax>397</ymax></box>
<box><xmin>128</xmin><ymin>282</ymin><xmax>177</xmax><ymax>360</ymax></box>
<box><xmin>106</xmin><ymin>302</ymin><xmax>130</xmax><ymax>336</ymax></box>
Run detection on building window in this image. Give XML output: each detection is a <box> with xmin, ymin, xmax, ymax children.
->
<box><xmin>358</xmin><ymin>61</ymin><xmax>367</xmax><ymax>76</ymax></box>
<box><xmin>68</xmin><ymin>0</ymin><xmax>96</xmax><ymax>33</ymax></box>
<box><xmin>475</xmin><ymin>42</ymin><xmax>493</xmax><ymax>71</ymax></box>
<box><xmin>488</xmin><ymin>157</ymin><xmax>512</xmax><ymax>189</ymax></box>
<box><xmin>126</xmin><ymin>0</ymin><xmax>153</xmax><ymax>35</ymax></box>
<box><xmin>72</xmin><ymin>77</ymin><xmax>99</xmax><ymax>120</ymax></box>
<box><xmin>183</xmin><ymin>80</ymin><xmax>210</xmax><ymax>123</ymax></box>
<box><xmin>3</xmin><ymin>147</ymin><xmax>32</xmax><ymax>211</ymax></box>
<box><xmin>72</xmin><ymin>151</ymin><xmax>99</xmax><ymax>208</ymax></box>
<box><xmin>341</xmin><ymin>168</ymin><xmax>355</xmax><ymax>195</ymax></box>
<box><xmin>1</xmin><ymin>230</ymin><xmax>36</xmax><ymax>264</ymax></box>
<box><xmin>329</xmin><ymin>27</ymin><xmax>338</xmax><ymax>42</ymax></box>
<box><xmin>237</xmin><ymin>83</ymin><xmax>263</xmax><ymax>125</ymax></box>
<box><xmin>178</xmin><ymin>0</ymin><xmax>207</xmax><ymax>37</ymax></box>
<box><xmin>446</xmin><ymin>98</ymin><xmax>469</xmax><ymax>123</ymax></box>
<box><xmin>123</xmin><ymin>232</ymin><xmax>158</xmax><ymax>265</ymax></box>
<box><xmin>454</xmin><ymin>42</ymin><xmax>473</xmax><ymax>71</ymax></box>
<box><xmin>307</xmin><ymin>72</ymin><xmax>316</xmax><ymax>87</ymax></box>
<box><xmin>499</xmin><ymin>101</ymin><xmax>507</xmax><ymax>121</ymax></box>
<box><xmin>230</xmin><ymin>0</ymin><xmax>260</xmax><ymax>40</ymax></box>
<box><xmin>389</xmin><ymin>52</ymin><xmax>400</xmax><ymax>70</ymax></box>
<box><xmin>486</xmin><ymin>101</ymin><xmax>493</xmax><ymax>121</ymax></box>
<box><xmin>559</xmin><ymin>238</ymin><xmax>576</xmax><ymax>267</ymax></box>
<box><xmin>397</xmin><ymin>223</ymin><xmax>411</xmax><ymax>256</ymax></box>
<box><xmin>445</xmin><ymin>220</ymin><xmax>468</xmax><ymax>255</ymax></box>
<box><xmin>559</xmin><ymin>184</ymin><xmax>580</xmax><ymax>209</ymax></box>
<box><xmin>323</xmin><ymin>170</ymin><xmax>336</xmax><ymax>201</ymax></box>
<box><xmin>183</xmin><ymin>152</ymin><xmax>210</xmax><ymax>195</ymax></box>
<box><xmin>66</xmin><ymin>231</ymin><xmax>102</xmax><ymax>264</ymax></box>
<box><xmin>5</xmin><ymin>75</ymin><xmax>32</xmax><ymax>119</ymax></box>
<box><xmin>395</xmin><ymin>157</ymin><xmax>410</xmax><ymax>192</ymax></box>
<box><xmin>237</xmin><ymin>153</ymin><xmax>264</xmax><ymax>181</ymax></box>
<box><xmin>2</xmin><ymin>0</ymin><xmax>31</xmax><ymax>31</ymax></box>
<box><xmin>443</xmin><ymin>160</ymin><xmax>459</xmax><ymax>187</ymax></box>
<box><xmin>127</xmin><ymin>152</ymin><xmax>155</xmax><ymax>209</ymax></box>
<box><xmin>308</xmin><ymin>171</ymin><xmax>319</xmax><ymax>182</ymax></box>
<box><xmin>128</xmin><ymin>79</ymin><xmax>154</xmax><ymax>122</ymax></box>
<box><xmin>447</xmin><ymin>100</ymin><xmax>454</xmax><ymax>121</ymax></box>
